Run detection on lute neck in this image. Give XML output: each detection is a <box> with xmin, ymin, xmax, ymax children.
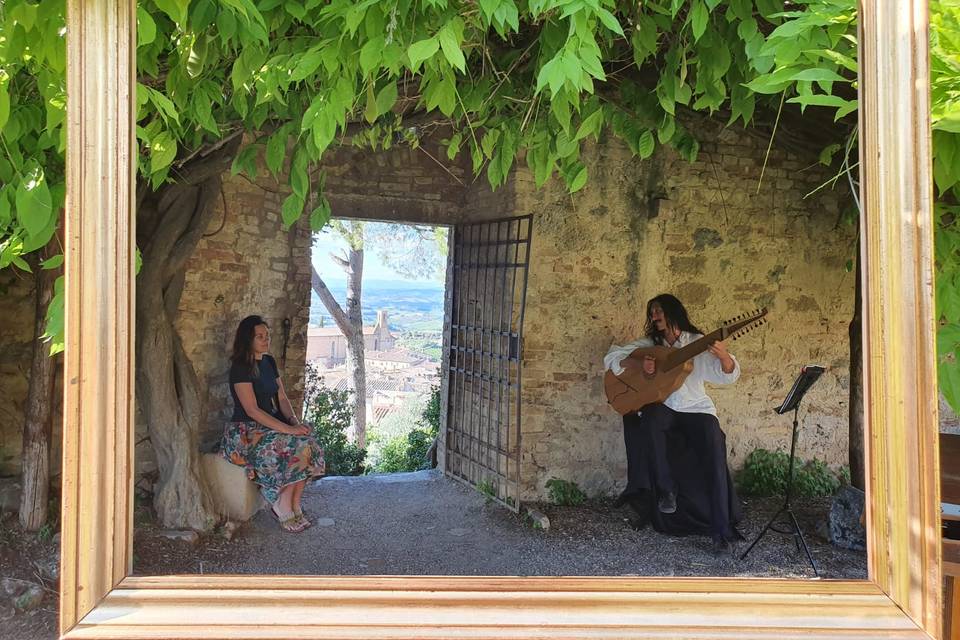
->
<box><xmin>661</xmin><ymin>328</ymin><xmax>724</xmax><ymax>372</ymax></box>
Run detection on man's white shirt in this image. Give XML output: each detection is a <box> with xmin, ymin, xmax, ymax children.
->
<box><xmin>603</xmin><ymin>331</ymin><xmax>740</xmax><ymax>416</ymax></box>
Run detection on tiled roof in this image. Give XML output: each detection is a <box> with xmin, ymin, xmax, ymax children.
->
<box><xmin>366</xmin><ymin>350</ymin><xmax>424</xmax><ymax>364</ymax></box>
<box><xmin>368</xmin><ymin>378</ymin><xmax>406</xmax><ymax>393</ymax></box>
<box><xmin>317</xmin><ymin>374</ymin><xmax>349</xmax><ymax>392</ymax></box>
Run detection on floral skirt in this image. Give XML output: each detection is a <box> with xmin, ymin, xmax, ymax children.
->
<box><xmin>221</xmin><ymin>421</ymin><xmax>325</xmax><ymax>504</ymax></box>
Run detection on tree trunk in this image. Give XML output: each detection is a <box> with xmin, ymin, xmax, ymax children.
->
<box><xmin>848</xmin><ymin>244</ymin><xmax>865</xmax><ymax>490</ymax></box>
<box><xmin>19</xmin><ymin>238</ymin><xmax>61</xmax><ymax>531</ymax></box>
<box><xmin>343</xmin><ymin>249</ymin><xmax>367</xmax><ymax>447</ymax></box>
<box><xmin>135</xmin><ymin>139</ymin><xmax>240</xmax><ymax>530</ymax></box>
<box><xmin>311</xmin><ymin>253</ymin><xmax>367</xmax><ymax>447</ymax></box>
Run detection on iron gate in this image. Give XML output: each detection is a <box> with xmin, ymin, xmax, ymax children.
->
<box><xmin>443</xmin><ymin>215</ymin><xmax>532</xmax><ymax>512</ymax></box>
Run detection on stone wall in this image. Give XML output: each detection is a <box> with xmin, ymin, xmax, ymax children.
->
<box><xmin>322</xmin><ymin>139</ymin><xmax>469</xmax><ymax>224</ymax></box>
<box><xmin>512</xmin><ymin>118</ymin><xmax>857</xmax><ymax>499</ymax></box>
<box><xmin>143</xmin><ymin>139</ymin><xmax>471</xmax><ymax>462</ymax></box>
<box><xmin>0</xmin><ymin>117</ymin><xmax>946</xmax><ymax>514</ymax></box>
<box><xmin>172</xmin><ymin>172</ymin><xmax>313</xmax><ymax>453</ymax></box>
<box><xmin>0</xmin><ymin>273</ymin><xmax>35</xmax><ymax>475</ymax></box>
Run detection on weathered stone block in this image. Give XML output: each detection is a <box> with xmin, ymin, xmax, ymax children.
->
<box><xmin>201</xmin><ymin>453</ymin><xmax>265</xmax><ymax>522</ymax></box>
<box><xmin>669</xmin><ymin>255</ymin><xmax>706</xmax><ymax>274</ymax></box>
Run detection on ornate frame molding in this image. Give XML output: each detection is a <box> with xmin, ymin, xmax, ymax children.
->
<box><xmin>59</xmin><ymin>0</ymin><xmax>942</xmax><ymax>637</ymax></box>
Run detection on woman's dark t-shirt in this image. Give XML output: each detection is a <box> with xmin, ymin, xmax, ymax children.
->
<box><xmin>229</xmin><ymin>354</ymin><xmax>283</xmax><ymax>422</ymax></box>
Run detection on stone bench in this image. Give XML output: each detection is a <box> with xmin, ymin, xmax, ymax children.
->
<box><xmin>200</xmin><ymin>453</ymin><xmax>264</xmax><ymax>521</ymax></box>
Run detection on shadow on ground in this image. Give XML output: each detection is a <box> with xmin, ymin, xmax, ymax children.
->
<box><xmin>133</xmin><ymin>470</ymin><xmax>866</xmax><ymax>579</ymax></box>
<box><xmin>2</xmin><ymin>470</ymin><xmax>867</xmax><ymax>639</ymax></box>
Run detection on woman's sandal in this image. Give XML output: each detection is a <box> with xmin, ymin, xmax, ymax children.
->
<box><xmin>271</xmin><ymin>506</ymin><xmax>307</xmax><ymax>533</ymax></box>
<box><xmin>293</xmin><ymin>509</ymin><xmax>312</xmax><ymax>529</ymax></box>
<box><xmin>280</xmin><ymin>515</ymin><xmax>307</xmax><ymax>532</ymax></box>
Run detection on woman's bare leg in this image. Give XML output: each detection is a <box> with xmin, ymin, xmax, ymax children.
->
<box><xmin>291</xmin><ymin>480</ymin><xmax>306</xmax><ymax>515</ymax></box>
<box><xmin>272</xmin><ymin>484</ymin><xmax>296</xmax><ymax>518</ymax></box>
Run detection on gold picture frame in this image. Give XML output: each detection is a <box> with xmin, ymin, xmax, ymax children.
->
<box><xmin>58</xmin><ymin>0</ymin><xmax>943</xmax><ymax>638</ymax></box>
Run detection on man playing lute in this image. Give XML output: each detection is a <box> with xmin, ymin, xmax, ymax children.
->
<box><xmin>604</xmin><ymin>293</ymin><xmax>743</xmax><ymax>555</ymax></box>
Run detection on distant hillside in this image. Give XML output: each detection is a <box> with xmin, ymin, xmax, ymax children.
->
<box><xmin>310</xmin><ymin>279</ymin><xmax>445</xmax><ymax>333</ymax></box>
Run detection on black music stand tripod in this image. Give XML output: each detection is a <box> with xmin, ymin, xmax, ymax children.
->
<box><xmin>739</xmin><ymin>365</ymin><xmax>826</xmax><ymax>577</ymax></box>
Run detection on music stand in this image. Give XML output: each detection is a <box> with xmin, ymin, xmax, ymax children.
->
<box><xmin>739</xmin><ymin>365</ymin><xmax>826</xmax><ymax>576</ymax></box>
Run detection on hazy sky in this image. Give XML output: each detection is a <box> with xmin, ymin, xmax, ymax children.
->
<box><xmin>311</xmin><ymin>225</ymin><xmax>445</xmax><ymax>283</ymax></box>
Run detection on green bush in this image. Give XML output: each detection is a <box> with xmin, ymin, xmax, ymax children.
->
<box><xmin>420</xmin><ymin>385</ymin><xmax>441</xmax><ymax>437</ymax></box>
<box><xmin>370</xmin><ymin>429</ymin><xmax>434</xmax><ymax>473</ymax></box>
<box><xmin>545</xmin><ymin>477</ymin><xmax>586</xmax><ymax>506</ymax></box>
<box><xmin>303</xmin><ymin>364</ymin><xmax>366</xmax><ymax>476</ymax></box>
<box><xmin>736</xmin><ymin>448</ymin><xmax>845</xmax><ymax>498</ymax></box>
<box><xmin>366</xmin><ymin>386</ymin><xmax>440</xmax><ymax>473</ymax></box>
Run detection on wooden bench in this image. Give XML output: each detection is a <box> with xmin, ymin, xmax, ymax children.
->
<box><xmin>200</xmin><ymin>452</ymin><xmax>264</xmax><ymax>521</ymax></box>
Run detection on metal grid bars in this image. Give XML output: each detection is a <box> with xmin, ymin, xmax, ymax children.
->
<box><xmin>443</xmin><ymin>215</ymin><xmax>532</xmax><ymax>512</ymax></box>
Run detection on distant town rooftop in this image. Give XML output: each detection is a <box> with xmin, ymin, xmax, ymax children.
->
<box><xmin>308</xmin><ymin>325</ymin><xmax>386</xmax><ymax>337</ymax></box>
<box><xmin>366</xmin><ymin>350</ymin><xmax>425</xmax><ymax>364</ymax></box>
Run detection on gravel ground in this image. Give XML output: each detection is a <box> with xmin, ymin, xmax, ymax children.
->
<box><xmin>0</xmin><ymin>513</ymin><xmax>60</xmax><ymax>640</ymax></box>
<box><xmin>2</xmin><ymin>471</ymin><xmax>866</xmax><ymax>639</ymax></box>
<box><xmin>134</xmin><ymin>470</ymin><xmax>866</xmax><ymax>578</ymax></box>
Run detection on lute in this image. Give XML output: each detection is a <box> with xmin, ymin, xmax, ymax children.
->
<box><xmin>603</xmin><ymin>308</ymin><xmax>768</xmax><ymax>416</ymax></box>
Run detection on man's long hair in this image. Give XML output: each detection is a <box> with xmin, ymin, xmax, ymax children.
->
<box><xmin>231</xmin><ymin>315</ymin><xmax>268</xmax><ymax>377</ymax></box>
<box><xmin>644</xmin><ymin>294</ymin><xmax>703</xmax><ymax>345</ymax></box>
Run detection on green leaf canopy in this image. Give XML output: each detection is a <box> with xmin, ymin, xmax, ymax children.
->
<box><xmin>2</xmin><ymin>0</ymin><xmax>960</xmax><ymax>409</ymax></box>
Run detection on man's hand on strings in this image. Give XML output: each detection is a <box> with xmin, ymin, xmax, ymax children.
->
<box><xmin>709</xmin><ymin>340</ymin><xmax>736</xmax><ymax>373</ymax></box>
<box><xmin>708</xmin><ymin>340</ymin><xmax>729</xmax><ymax>359</ymax></box>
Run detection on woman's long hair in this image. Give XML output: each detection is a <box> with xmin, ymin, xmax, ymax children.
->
<box><xmin>644</xmin><ymin>294</ymin><xmax>703</xmax><ymax>345</ymax></box>
<box><xmin>231</xmin><ymin>315</ymin><xmax>268</xmax><ymax>376</ymax></box>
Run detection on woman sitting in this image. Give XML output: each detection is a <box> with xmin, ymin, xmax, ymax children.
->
<box><xmin>221</xmin><ymin>315</ymin><xmax>325</xmax><ymax>533</ymax></box>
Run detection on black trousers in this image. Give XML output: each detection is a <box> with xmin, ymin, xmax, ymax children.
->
<box><xmin>622</xmin><ymin>403</ymin><xmax>740</xmax><ymax>539</ymax></box>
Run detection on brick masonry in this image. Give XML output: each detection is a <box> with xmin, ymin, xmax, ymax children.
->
<box><xmin>169</xmin><ymin>170</ymin><xmax>314</xmax><ymax>455</ymax></box>
<box><xmin>322</xmin><ymin>138</ymin><xmax>470</xmax><ymax>224</ymax></box>
<box><xmin>509</xmin><ymin>118</ymin><xmax>858</xmax><ymax>499</ymax></box>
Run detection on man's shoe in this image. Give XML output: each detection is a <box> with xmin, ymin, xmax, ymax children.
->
<box><xmin>657</xmin><ymin>491</ymin><xmax>677</xmax><ymax>514</ymax></box>
<box><xmin>628</xmin><ymin>517</ymin><xmax>649</xmax><ymax>532</ymax></box>
<box><xmin>711</xmin><ymin>537</ymin><xmax>733</xmax><ymax>558</ymax></box>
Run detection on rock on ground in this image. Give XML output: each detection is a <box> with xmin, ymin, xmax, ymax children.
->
<box><xmin>0</xmin><ymin>577</ymin><xmax>44</xmax><ymax>619</ymax></box>
<box><xmin>828</xmin><ymin>485</ymin><xmax>866</xmax><ymax>551</ymax></box>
